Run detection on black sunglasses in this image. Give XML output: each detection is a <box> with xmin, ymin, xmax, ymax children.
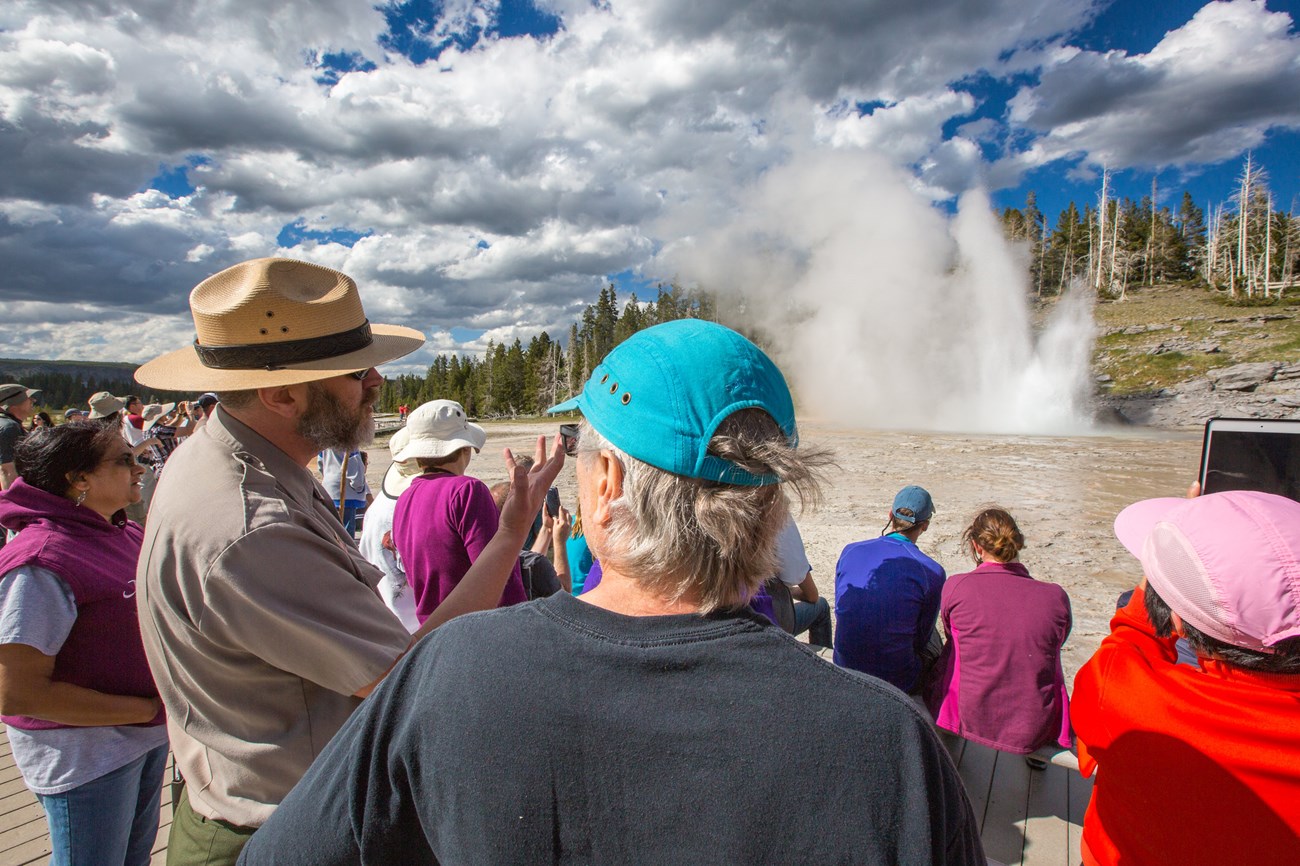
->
<box><xmin>346</xmin><ymin>369</ymin><xmax>370</xmax><ymax>381</ymax></box>
<box><xmin>559</xmin><ymin>423</ymin><xmax>580</xmax><ymax>456</ymax></box>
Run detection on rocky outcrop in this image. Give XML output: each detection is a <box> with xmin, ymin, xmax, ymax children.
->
<box><xmin>1100</xmin><ymin>361</ymin><xmax>1300</xmax><ymax>428</ymax></box>
<box><xmin>1205</xmin><ymin>362</ymin><xmax>1281</xmax><ymax>391</ymax></box>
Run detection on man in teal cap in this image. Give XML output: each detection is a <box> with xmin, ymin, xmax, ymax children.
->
<box><xmin>238</xmin><ymin>321</ymin><xmax>983</xmax><ymax>865</ymax></box>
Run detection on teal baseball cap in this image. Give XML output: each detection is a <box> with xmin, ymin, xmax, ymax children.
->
<box><xmin>547</xmin><ymin>320</ymin><xmax>797</xmax><ymax>486</ymax></box>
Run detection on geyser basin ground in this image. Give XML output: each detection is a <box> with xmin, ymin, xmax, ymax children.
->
<box><xmin>361</xmin><ymin>418</ymin><xmax>1201</xmax><ymax>684</ymax></box>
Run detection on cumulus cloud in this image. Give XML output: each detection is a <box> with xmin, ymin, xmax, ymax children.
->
<box><xmin>1008</xmin><ymin>0</ymin><xmax>1300</xmax><ymax>170</ymax></box>
<box><xmin>0</xmin><ymin>0</ymin><xmax>1288</xmax><ymax>380</ymax></box>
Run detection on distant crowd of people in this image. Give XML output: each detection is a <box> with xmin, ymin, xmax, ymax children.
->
<box><xmin>0</xmin><ymin>258</ymin><xmax>1296</xmax><ymax>866</ymax></box>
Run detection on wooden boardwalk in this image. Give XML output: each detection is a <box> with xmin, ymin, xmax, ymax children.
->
<box><xmin>943</xmin><ymin>732</ymin><xmax>1091</xmax><ymax>866</ymax></box>
<box><xmin>0</xmin><ymin>725</ymin><xmax>1090</xmax><ymax>866</ymax></box>
<box><xmin>0</xmin><ymin>729</ymin><xmax>173</xmax><ymax>866</ymax></box>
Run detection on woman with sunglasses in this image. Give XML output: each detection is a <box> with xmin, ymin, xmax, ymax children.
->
<box><xmin>0</xmin><ymin>424</ymin><xmax>167</xmax><ymax>866</ymax></box>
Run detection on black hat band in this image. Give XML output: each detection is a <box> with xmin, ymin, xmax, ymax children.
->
<box><xmin>194</xmin><ymin>321</ymin><xmax>374</xmax><ymax>371</ymax></box>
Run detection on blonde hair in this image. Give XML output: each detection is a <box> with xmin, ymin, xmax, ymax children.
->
<box><xmin>963</xmin><ymin>506</ymin><xmax>1025</xmax><ymax>564</ymax></box>
<box><xmin>579</xmin><ymin>411</ymin><xmax>832</xmax><ymax>613</ymax></box>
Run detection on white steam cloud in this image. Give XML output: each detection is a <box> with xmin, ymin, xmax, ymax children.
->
<box><xmin>653</xmin><ymin>151</ymin><xmax>1095</xmax><ymax>434</ymax></box>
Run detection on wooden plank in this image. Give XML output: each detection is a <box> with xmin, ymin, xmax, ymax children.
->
<box><xmin>0</xmin><ymin>803</ymin><xmax>42</xmax><ymax>836</ymax></box>
<box><xmin>938</xmin><ymin>729</ymin><xmax>967</xmax><ymax>767</ymax></box>
<box><xmin>981</xmin><ymin>750</ymin><xmax>1031</xmax><ymax>866</ymax></box>
<box><xmin>0</xmin><ymin>813</ymin><xmax>53</xmax><ymax>863</ymax></box>
<box><xmin>0</xmin><ymin>832</ymin><xmax>52</xmax><ymax>866</ymax></box>
<box><xmin>0</xmin><ymin>790</ymin><xmax>38</xmax><ymax>822</ymax></box>
<box><xmin>954</xmin><ymin>738</ymin><xmax>999</xmax><ymax>831</ymax></box>
<box><xmin>1021</xmin><ymin>762</ymin><xmax>1071</xmax><ymax>866</ymax></box>
<box><xmin>0</xmin><ymin>779</ymin><xmax>30</xmax><ymax>802</ymax></box>
<box><xmin>1067</xmin><ymin>769</ymin><xmax>1093</xmax><ymax>866</ymax></box>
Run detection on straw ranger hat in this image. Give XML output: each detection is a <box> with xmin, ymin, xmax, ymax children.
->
<box><xmin>134</xmin><ymin>258</ymin><xmax>425</xmax><ymax>390</ymax></box>
<box><xmin>392</xmin><ymin>400</ymin><xmax>486</xmax><ymax>463</ymax></box>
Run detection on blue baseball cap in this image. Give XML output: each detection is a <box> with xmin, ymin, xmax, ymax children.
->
<box><xmin>891</xmin><ymin>485</ymin><xmax>935</xmax><ymax>524</ymax></box>
<box><xmin>547</xmin><ymin>320</ymin><xmax>797</xmax><ymax>486</ymax></box>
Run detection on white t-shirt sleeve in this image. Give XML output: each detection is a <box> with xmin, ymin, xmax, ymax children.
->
<box><xmin>0</xmin><ymin>565</ymin><xmax>78</xmax><ymax>654</ymax></box>
<box><xmin>775</xmin><ymin>518</ymin><xmax>812</xmax><ymax>586</ymax></box>
<box><xmin>121</xmin><ymin>418</ymin><xmax>147</xmax><ymax>447</ymax></box>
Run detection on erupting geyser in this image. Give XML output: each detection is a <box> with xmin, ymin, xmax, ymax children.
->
<box><xmin>655</xmin><ymin>152</ymin><xmax>1095</xmax><ymax>434</ymax></box>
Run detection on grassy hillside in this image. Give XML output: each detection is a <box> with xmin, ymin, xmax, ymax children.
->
<box><xmin>1075</xmin><ymin>285</ymin><xmax>1299</xmax><ymax>395</ymax></box>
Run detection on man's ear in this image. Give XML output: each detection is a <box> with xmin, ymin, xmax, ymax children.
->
<box><xmin>590</xmin><ymin>450</ymin><xmax>624</xmax><ymax>525</ymax></box>
<box><xmin>257</xmin><ymin>384</ymin><xmax>307</xmax><ymax>420</ymax></box>
<box><xmin>1169</xmin><ymin>610</ymin><xmax>1187</xmax><ymax>638</ymax></box>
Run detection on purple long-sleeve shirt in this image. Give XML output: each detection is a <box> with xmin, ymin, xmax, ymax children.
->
<box><xmin>393</xmin><ymin>472</ymin><xmax>526</xmax><ymax>624</ymax></box>
<box><xmin>925</xmin><ymin>560</ymin><xmax>1072</xmax><ymax>754</ymax></box>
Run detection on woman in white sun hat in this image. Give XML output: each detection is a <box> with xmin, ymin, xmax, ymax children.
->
<box><xmin>391</xmin><ymin>400</ymin><xmax>527</xmax><ymax>625</ymax></box>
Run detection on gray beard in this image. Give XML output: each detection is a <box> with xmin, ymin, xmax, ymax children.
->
<box><xmin>297</xmin><ymin>382</ymin><xmax>377</xmax><ymax>451</ymax></box>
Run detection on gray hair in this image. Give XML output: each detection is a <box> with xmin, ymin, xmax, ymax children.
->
<box><xmin>579</xmin><ymin>410</ymin><xmax>832</xmax><ymax>613</ymax></box>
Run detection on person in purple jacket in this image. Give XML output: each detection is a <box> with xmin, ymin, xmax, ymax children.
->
<box><xmin>392</xmin><ymin>400</ymin><xmax>527</xmax><ymax>624</ymax></box>
<box><xmin>925</xmin><ymin>506</ymin><xmax>1072</xmax><ymax>756</ymax></box>
<box><xmin>0</xmin><ymin>424</ymin><xmax>167</xmax><ymax>866</ymax></box>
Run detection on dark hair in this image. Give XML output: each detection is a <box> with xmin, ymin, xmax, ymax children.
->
<box><xmin>14</xmin><ymin>424</ymin><xmax>123</xmax><ymax>497</ymax></box>
<box><xmin>963</xmin><ymin>506</ymin><xmax>1025</xmax><ymax>564</ymax></box>
<box><xmin>91</xmin><ymin>411</ymin><xmax>121</xmax><ymax>428</ymax></box>
<box><xmin>1144</xmin><ymin>582</ymin><xmax>1300</xmax><ymax>674</ymax></box>
<box><xmin>29</xmin><ymin>411</ymin><xmax>53</xmax><ymax>430</ymax></box>
<box><xmin>416</xmin><ymin>447</ymin><xmax>471</xmax><ymax>470</ymax></box>
<box><xmin>216</xmin><ymin>390</ymin><xmax>257</xmax><ymax>410</ymax></box>
<box><xmin>124</xmin><ymin>395</ymin><xmax>141</xmax><ymax>407</ymax></box>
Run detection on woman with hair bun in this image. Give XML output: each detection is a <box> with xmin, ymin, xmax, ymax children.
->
<box><xmin>925</xmin><ymin>506</ymin><xmax>1073</xmax><ymax>756</ymax></box>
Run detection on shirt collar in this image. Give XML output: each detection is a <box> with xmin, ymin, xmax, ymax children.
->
<box><xmin>975</xmin><ymin>560</ymin><xmax>1031</xmax><ymax>578</ymax></box>
<box><xmin>204</xmin><ymin>405</ymin><xmax>319</xmax><ymax>507</ymax></box>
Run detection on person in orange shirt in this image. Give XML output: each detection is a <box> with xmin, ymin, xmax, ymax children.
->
<box><xmin>1072</xmin><ymin>489</ymin><xmax>1300</xmax><ymax>866</ymax></box>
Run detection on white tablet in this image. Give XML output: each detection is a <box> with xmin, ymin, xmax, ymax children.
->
<box><xmin>1199</xmin><ymin>418</ymin><xmax>1300</xmax><ymax>502</ymax></box>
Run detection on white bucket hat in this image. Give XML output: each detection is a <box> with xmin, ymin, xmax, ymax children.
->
<box><xmin>87</xmin><ymin>391</ymin><xmax>127</xmax><ymax>419</ymax></box>
<box><xmin>392</xmin><ymin>400</ymin><xmax>486</xmax><ymax>463</ymax></box>
<box><xmin>381</xmin><ymin>427</ymin><xmax>423</xmax><ymax>498</ymax></box>
<box><xmin>142</xmin><ymin>402</ymin><xmax>176</xmax><ymax>430</ymax></box>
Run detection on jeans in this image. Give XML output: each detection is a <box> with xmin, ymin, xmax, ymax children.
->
<box><xmin>793</xmin><ymin>597</ymin><xmax>833</xmax><ymax>649</ymax></box>
<box><xmin>332</xmin><ymin>501</ymin><xmax>360</xmax><ymax>536</ymax></box>
<box><xmin>36</xmin><ymin>743</ymin><xmax>168</xmax><ymax>866</ymax></box>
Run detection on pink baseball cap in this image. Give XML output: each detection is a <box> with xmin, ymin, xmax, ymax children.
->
<box><xmin>1114</xmin><ymin>491</ymin><xmax>1300</xmax><ymax>651</ymax></box>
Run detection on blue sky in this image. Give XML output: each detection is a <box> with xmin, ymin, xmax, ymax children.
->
<box><xmin>2</xmin><ymin>0</ymin><xmax>1298</xmax><ymax>372</ymax></box>
<box><xmin>992</xmin><ymin>0</ymin><xmax>1300</xmax><ymax>220</ymax></box>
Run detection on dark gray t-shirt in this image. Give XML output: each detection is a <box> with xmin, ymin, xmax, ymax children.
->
<box><xmin>239</xmin><ymin>593</ymin><xmax>984</xmax><ymax>865</ymax></box>
<box><xmin>0</xmin><ymin>413</ymin><xmax>23</xmax><ymax>465</ymax></box>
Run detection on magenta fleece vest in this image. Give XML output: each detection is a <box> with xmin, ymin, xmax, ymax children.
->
<box><xmin>0</xmin><ymin>480</ymin><xmax>162</xmax><ymax>730</ymax></box>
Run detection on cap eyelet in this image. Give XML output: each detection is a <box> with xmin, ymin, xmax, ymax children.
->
<box><xmin>259</xmin><ymin>328</ymin><xmax>268</xmax><ymax>335</ymax></box>
<box><xmin>609</xmin><ymin>383</ymin><xmax>618</xmax><ymax>394</ymax></box>
<box><xmin>280</xmin><ymin>326</ymin><xmax>289</xmax><ymax>333</ymax></box>
<box><xmin>600</xmin><ymin>374</ymin><xmax>608</xmax><ymax>384</ymax></box>
<box><xmin>266</xmin><ymin>311</ymin><xmax>275</xmax><ymax>318</ymax></box>
<box><xmin>621</xmin><ymin>393</ymin><xmax>631</xmax><ymax>405</ymax></box>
